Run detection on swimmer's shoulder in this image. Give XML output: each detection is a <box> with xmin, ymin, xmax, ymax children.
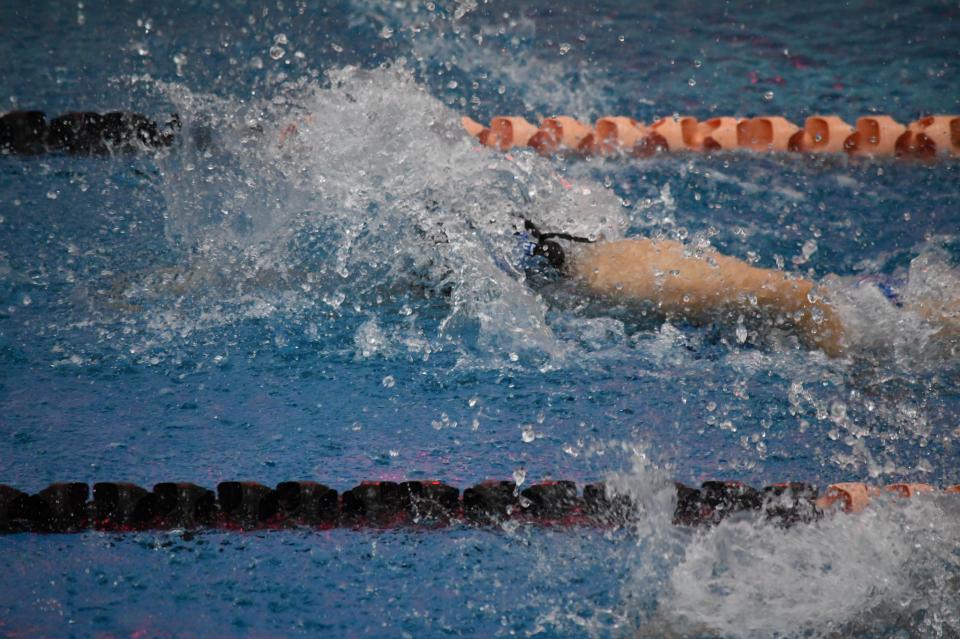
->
<box><xmin>575</xmin><ymin>237</ymin><xmax>683</xmax><ymax>265</ymax></box>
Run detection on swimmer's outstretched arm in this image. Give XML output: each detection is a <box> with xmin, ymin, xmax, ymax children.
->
<box><xmin>571</xmin><ymin>238</ymin><xmax>845</xmax><ymax>356</ymax></box>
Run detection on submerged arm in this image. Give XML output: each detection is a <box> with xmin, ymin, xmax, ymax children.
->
<box><xmin>571</xmin><ymin>238</ymin><xmax>844</xmax><ymax>356</ymax></box>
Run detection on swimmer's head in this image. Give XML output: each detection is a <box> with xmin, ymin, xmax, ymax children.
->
<box><xmin>534</xmin><ymin>239</ymin><xmax>565</xmax><ymax>271</ymax></box>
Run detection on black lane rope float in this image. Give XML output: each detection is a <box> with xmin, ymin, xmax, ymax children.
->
<box><xmin>0</xmin><ymin>110</ymin><xmax>178</xmax><ymax>155</ymax></box>
<box><xmin>2</xmin><ymin>480</ymin><xmax>958</xmax><ymax>534</ymax></box>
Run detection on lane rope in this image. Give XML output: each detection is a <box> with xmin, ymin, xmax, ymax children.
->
<box><xmin>3</xmin><ymin>110</ymin><xmax>958</xmax><ymax>159</ymax></box>
<box><xmin>2</xmin><ymin>480</ymin><xmax>957</xmax><ymax>533</ymax></box>
<box><xmin>0</xmin><ymin>110</ymin><xmax>178</xmax><ymax>155</ymax></box>
<box><xmin>462</xmin><ymin>114</ymin><xmax>960</xmax><ymax>159</ymax></box>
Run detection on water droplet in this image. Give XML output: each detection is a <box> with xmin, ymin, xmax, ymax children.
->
<box><xmin>694</xmin><ymin>59</ymin><xmax>703</xmax><ymax>68</ymax></box>
<box><xmin>763</xmin><ymin>90</ymin><xmax>775</xmax><ymax>101</ymax></box>
<box><xmin>46</xmin><ymin>191</ymin><xmax>58</xmax><ymax>200</ymax></box>
<box><xmin>379</xmin><ymin>25</ymin><xmax>394</xmax><ymax>39</ymax></box>
<box><xmin>618</xmin><ymin>35</ymin><xmax>625</xmax><ymax>42</ymax></box>
<box><xmin>559</xmin><ymin>42</ymin><xmax>571</xmax><ymax>55</ymax></box>
<box><xmin>273</xmin><ymin>33</ymin><xmax>288</xmax><ymax>45</ymax></box>
<box><xmin>736</xmin><ymin>324</ymin><xmax>748</xmax><ymax>344</ymax></box>
<box><xmin>513</xmin><ymin>468</ymin><xmax>527</xmax><ymax>486</ymax></box>
<box><xmin>249</xmin><ymin>56</ymin><xmax>264</xmax><ymax>70</ymax></box>
<box><xmin>269</xmin><ymin>45</ymin><xmax>285</xmax><ymax>60</ymax></box>
<box><xmin>331</xmin><ymin>43</ymin><xmax>343</xmax><ymax>53</ymax></box>
<box><xmin>173</xmin><ymin>53</ymin><xmax>187</xmax><ymax>67</ymax></box>
<box><xmin>446</xmin><ymin>80</ymin><xmax>458</xmax><ymax>89</ymax></box>
<box><xmin>382</xmin><ymin>375</ymin><xmax>395</xmax><ymax>388</ymax></box>
<box><xmin>521</xmin><ymin>425</ymin><xmax>535</xmax><ymax>443</ymax></box>
<box><xmin>688</xmin><ymin>78</ymin><xmax>696</xmax><ymax>87</ymax></box>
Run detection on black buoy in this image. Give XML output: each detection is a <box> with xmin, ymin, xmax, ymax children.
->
<box><xmin>0</xmin><ymin>484</ymin><xmax>31</xmax><ymax>532</ymax></box>
<box><xmin>341</xmin><ymin>481</ymin><xmax>403</xmax><ymax>524</ymax></box>
<box><xmin>93</xmin><ymin>482</ymin><xmax>152</xmax><ymax>530</ymax></box>
<box><xmin>583</xmin><ymin>482</ymin><xmax>636</xmax><ymax>525</ymax></box>
<box><xmin>762</xmin><ymin>482</ymin><xmax>822</xmax><ymax>526</ymax></box>
<box><xmin>399</xmin><ymin>480</ymin><xmax>460</xmax><ymax>521</ymax></box>
<box><xmin>152</xmin><ymin>482</ymin><xmax>216</xmax><ymax>528</ymax></box>
<box><xmin>699</xmin><ymin>480</ymin><xmax>762</xmax><ymax>525</ymax></box>
<box><xmin>0</xmin><ymin>111</ymin><xmax>48</xmax><ymax>154</ymax></box>
<box><xmin>273</xmin><ymin>481</ymin><xmax>339</xmax><ymax>525</ymax></box>
<box><xmin>463</xmin><ymin>480</ymin><xmax>518</xmax><ymax>523</ymax></box>
<box><xmin>217</xmin><ymin>481</ymin><xmax>277</xmax><ymax>529</ymax></box>
<box><xmin>520</xmin><ymin>481</ymin><xmax>580</xmax><ymax>519</ymax></box>
<box><xmin>672</xmin><ymin>482</ymin><xmax>704</xmax><ymax>526</ymax></box>
<box><xmin>47</xmin><ymin>112</ymin><xmax>107</xmax><ymax>154</ymax></box>
<box><xmin>27</xmin><ymin>483</ymin><xmax>90</xmax><ymax>532</ymax></box>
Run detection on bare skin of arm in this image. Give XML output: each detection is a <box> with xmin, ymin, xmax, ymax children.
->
<box><xmin>570</xmin><ymin>238</ymin><xmax>845</xmax><ymax>357</ymax></box>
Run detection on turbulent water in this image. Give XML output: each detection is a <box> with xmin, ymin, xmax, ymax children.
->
<box><xmin>1</xmin><ymin>1</ymin><xmax>959</xmax><ymax>637</ymax></box>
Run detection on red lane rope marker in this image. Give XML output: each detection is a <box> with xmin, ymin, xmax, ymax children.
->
<box><xmin>1</xmin><ymin>480</ymin><xmax>957</xmax><ymax>534</ymax></box>
<box><xmin>462</xmin><ymin>114</ymin><xmax>960</xmax><ymax>158</ymax></box>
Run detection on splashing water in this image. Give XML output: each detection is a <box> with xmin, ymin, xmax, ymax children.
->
<box><xmin>132</xmin><ymin>65</ymin><xmax>627</xmax><ymax>367</ymax></box>
<box><xmin>602</xmin><ymin>450</ymin><xmax>960</xmax><ymax>638</ymax></box>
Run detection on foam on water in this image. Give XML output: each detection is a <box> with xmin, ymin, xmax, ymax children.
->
<box><xmin>118</xmin><ymin>65</ymin><xmax>628</xmax><ymax>367</ymax></box>
<box><xmin>602</xmin><ymin>450</ymin><xmax>960</xmax><ymax>638</ymax></box>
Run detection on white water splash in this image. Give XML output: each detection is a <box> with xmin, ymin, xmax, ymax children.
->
<box><xmin>146</xmin><ymin>65</ymin><xmax>626</xmax><ymax>366</ymax></box>
<box><xmin>607</xmin><ymin>450</ymin><xmax>960</xmax><ymax>638</ymax></box>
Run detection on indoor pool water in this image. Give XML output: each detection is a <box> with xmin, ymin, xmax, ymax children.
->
<box><xmin>1</xmin><ymin>1</ymin><xmax>959</xmax><ymax>637</ymax></box>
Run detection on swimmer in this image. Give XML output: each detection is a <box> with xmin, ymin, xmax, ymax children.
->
<box><xmin>520</xmin><ymin>222</ymin><xmax>960</xmax><ymax>358</ymax></box>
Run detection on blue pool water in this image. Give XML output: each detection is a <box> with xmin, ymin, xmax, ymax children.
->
<box><xmin>1</xmin><ymin>1</ymin><xmax>959</xmax><ymax>637</ymax></box>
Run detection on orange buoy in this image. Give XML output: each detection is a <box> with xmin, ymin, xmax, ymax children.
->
<box><xmin>788</xmin><ymin>116</ymin><xmax>854</xmax><ymax>153</ymax></box>
<box><xmin>461</xmin><ymin>115</ymin><xmax>503</xmax><ymax>149</ymax></box>
<box><xmin>528</xmin><ymin>116</ymin><xmax>593</xmax><ymax>155</ymax></box>
<box><xmin>489</xmin><ymin>116</ymin><xmax>540</xmax><ymax>150</ymax></box>
<box><xmin>696</xmin><ymin>117</ymin><xmax>740</xmax><ymax>151</ymax></box>
<box><xmin>895</xmin><ymin>115</ymin><xmax>960</xmax><ymax>158</ymax></box>
<box><xmin>633</xmin><ymin>116</ymin><xmax>699</xmax><ymax>155</ymax></box>
<box><xmin>736</xmin><ymin>116</ymin><xmax>800</xmax><ymax>152</ymax></box>
<box><xmin>844</xmin><ymin>116</ymin><xmax>906</xmax><ymax>156</ymax></box>
<box><xmin>816</xmin><ymin>482</ymin><xmax>877</xmax><ymax>514</ymax></box>
<box><xmin>461</xmin><ymin>115</ymin><xmax>486</xmax><ymax>138</ymax></box>
<box><xmin>884</xmin><ymin>483</ymin><xmax>936</xmax><ymax>498</ymax></box>
<box><xmin>579</xmin><ymin>116</ymin><xmax>646</xmax><ymax>155</ymax></box>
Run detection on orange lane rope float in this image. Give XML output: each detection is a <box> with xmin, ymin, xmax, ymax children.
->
<box><xmin>1</xmin><ymin>480</ymin><xmax>957</xmax><ymax>532</ymax></box>
<box><xmin>462</xmin><ymin>114</ymin><xmax>960</xmax><ymax>159</ymax></box>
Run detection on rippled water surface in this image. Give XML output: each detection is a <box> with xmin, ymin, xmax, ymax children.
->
<box><xmin>1</xmin><ymin>1</ymin><xmax>959</xmax><ymax>637</ymax></box>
